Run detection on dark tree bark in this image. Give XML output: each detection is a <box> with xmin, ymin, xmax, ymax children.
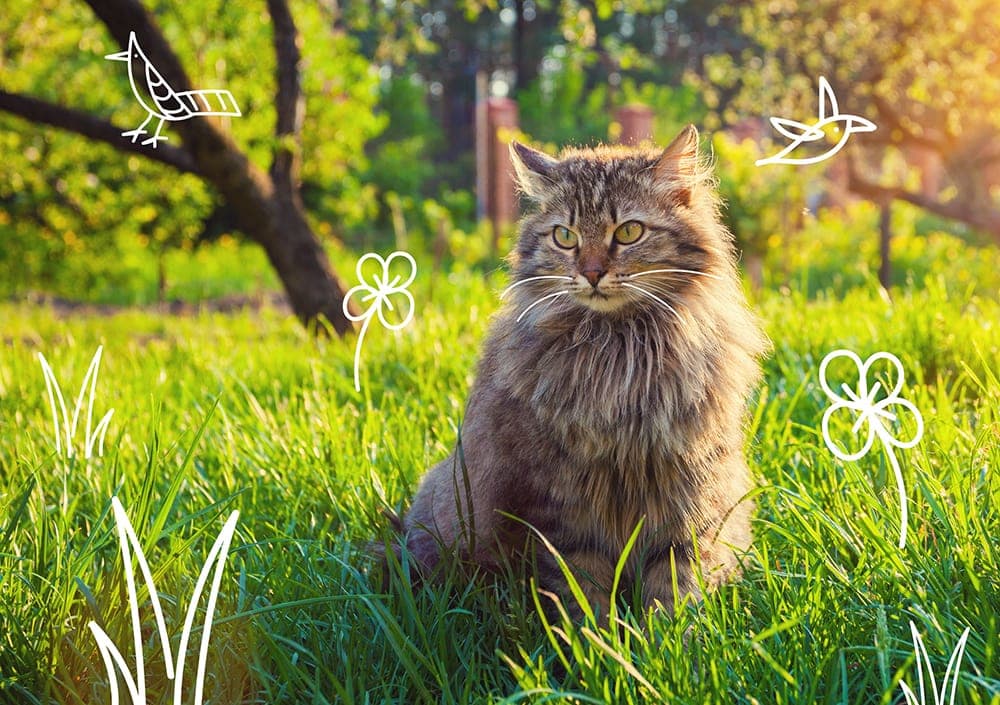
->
<box><xmin>0</xmin><ymin>0</ymin><xmax>357</xmax><ymax>335</ymax></box>
<box><xmin>878</xmin><ymin>201</ymin><xmax>892</xmax><ymax>290</ymax></box>
<box><xmin>0</xmin><ymin>91</ymin><xmax>199</xmax><ymax>175</ymax></box>
<box><xmin>848</xmin><ymin>155</ymin><xmax>1000</xmax><ymax>245</ymax></box>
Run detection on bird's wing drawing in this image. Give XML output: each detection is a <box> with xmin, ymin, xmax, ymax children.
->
<box><xmin>769</xmin><ymin>116</ymin><xmax>825</xmax><ymax>142</ymax></box>
<box><xmin>817</xmin><ymin>76</ymin><xmax>839</xmax><ymax>121</ymax></box>
<box><xmin>145</xmin><ymin>62</ymin><xmax>192</xmax><ymax>119</ymax></box>
<box><xmin>175</xmin><ymin>89</ymin><xmax>242</xmax><ymax>117</ymax></box>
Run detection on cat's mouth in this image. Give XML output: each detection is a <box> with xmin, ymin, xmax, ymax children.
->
<box><xmin>574</xmin><ymin>286</ymin><xmax>627</xmax><ymax>312</ymax></box>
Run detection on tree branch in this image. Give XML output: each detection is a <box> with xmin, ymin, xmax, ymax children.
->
<box><xmin>83</xmin><ymin>0</ymin><xmax>267</xmax><ymax>197</ymax></box>
<box><xmin>868</xmin><ymin>94</ymin><xmax>950</xmax><ymax>152</ymax></box>
<box><xmin>267</xmin><ymin>0</ymin><xmax>305</xmax><ymax>199</ymax></box>
<box><xmin>0</xmin><ymin>90</ymin><xmax>200</xmax><ymax>175</ymax></box>
<box><xmin>847</xmin><ymin>157</ymin><xmax>1000</xmax><ymax>242</ymax></box>
<box><xmin>83</xmin><ymin>0</ymin><xmax>195</xmax><ymax>94</ymax></box>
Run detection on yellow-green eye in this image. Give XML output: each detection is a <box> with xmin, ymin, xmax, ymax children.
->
<box><xmin>552</xmin><ymin>225</ymin><xmax>578</xmax><ymax>249</ymax></box>
<box><xmin>614</xmin><ymin>220</ymin><xmax>645</xmax><ymax>245</ymax></box>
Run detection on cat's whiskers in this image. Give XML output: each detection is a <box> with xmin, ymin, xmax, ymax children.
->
<box><xmin>628</xmin><ymin>268</ymin><xmax>721</xmax><ymax>281</ymax></box>
<box><xmin>500</xmin><ymin>275</ymin><xmax>575</xmax><ymax>300</ymax></box>
<box><xmin>516</xmin><ymin>290</ymin><xmax>571</xmax><ymax>323</ymax></box>
<box><xmin>621</xmin><ymin>282</ymin><xmax>686</xmax><ymax>326</ymax></box>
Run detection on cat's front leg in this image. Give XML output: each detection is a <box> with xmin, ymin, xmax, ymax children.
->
<box><xmin>528</xmin><ymin>538</ymin><xmax>617</xmax><ymax>622</ymax></box>
<box><xmin>639</xmin><ymin>542</ymin><xmax>701</xmax><ymax>613</ymax></box>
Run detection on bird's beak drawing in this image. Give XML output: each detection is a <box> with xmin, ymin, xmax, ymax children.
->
<box><xmin>104</xmin><ymin>31</ymin><xmax>136</xmax><ymax>62</ymax></box>
<box><xmin>845</xmin><ymin>115</ymin><xmax>877</xmax><ymax>134</ymax></box>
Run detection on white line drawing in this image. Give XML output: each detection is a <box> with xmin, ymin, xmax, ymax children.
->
<box><xmin>755</xmin><ymin>75</ymin><xmax>876</xmax><ymax>167</ymax></box>
<box><xmin>342</xmin><ymin>251</ymin><xmax>417</xmax><ymax>392</ymax></box>
<box><xmin>105</xmin><ymin>31</ymin><xmax>242</xmax><ymax>148</ymax></box>
<box><xmin>819</xmin><ymin>349</ymin><xmax>924</xmax><ymax>548</ymax></box>
<box><xmin>88</xmin><ymin>496</ymin><xmax>239</xmax><ymax>705</ymax></box>
<box><xmin>37</xmin><ymin>345</ymin><xmax>114</xmax><ymax>459</ymax></box>
<box><xmin>899</xmin><ymin>621</ymin><xmax>972</xmax><ymax>705</ymax></box>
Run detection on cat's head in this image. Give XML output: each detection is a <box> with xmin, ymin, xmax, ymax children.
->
<box><xmin>507</xmin><ymin>125</ymin><xmax>734</xmax><ymax>322</ymax></box>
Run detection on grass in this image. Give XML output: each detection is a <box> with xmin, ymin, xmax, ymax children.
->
<box><xmin>0</xmin><ymin>260</ymin><xmax>998</xmax><ymax>704</ymax></box>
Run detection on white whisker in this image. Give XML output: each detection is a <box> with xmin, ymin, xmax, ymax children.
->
<box><xmin>516</xmin><ymin>290</ymin><xmax>570</xmax><ymax>323</ymax></box>
<box><xmin>501</xmin><ymin>275</ymin><xmax>575</xmax><ymax>299</ymax></box>
<box><xmin>622</xmin><ymin>283</ymin><xmax>685</xmax><ymax>326</ymax></box>
<box><xmin>628</xmin><ymin>268</ymin><xmax>721</xmax><ymax>281</ymax></box>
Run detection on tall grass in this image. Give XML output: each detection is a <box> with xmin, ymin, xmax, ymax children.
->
<box><xmin>0</xmin><ymin>264</ymin><xmax>998</xmax><ymax>704</ymax></box>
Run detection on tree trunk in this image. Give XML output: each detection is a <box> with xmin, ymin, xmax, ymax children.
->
<box><xmin>251</xmin><ymin>193</ymin><xmax>355</xmax><ymax>335</ymax></box>
<box><xmin>0</xmin><ymin>0</ymin><xmax>358</xmax><ymax>335</ymax></box>
<box><xmin>878</xmin><ymin>201</ymin><xmax>892</xmax><ymax>290</ymax></box>
<box><xmin>745</xmin><ymin>253</ymin><xmax>764</xmax><ymax>291</ymax></box>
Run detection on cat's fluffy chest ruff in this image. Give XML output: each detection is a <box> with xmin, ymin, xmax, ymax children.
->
<box><xmin>491</xmin><ymin>308</ymin><xmax>717</xmax><ymax>462</ymax></box>
<box><xmin>480</xmin><ymin>310</ymin><xmax>721</xmax><ymax>544</ymax></box>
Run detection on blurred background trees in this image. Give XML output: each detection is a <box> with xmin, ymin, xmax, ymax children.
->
<box><xmin>1</xmin><ymin>0</ymin><xmax>998</xmax><ymax>313</ymax></box>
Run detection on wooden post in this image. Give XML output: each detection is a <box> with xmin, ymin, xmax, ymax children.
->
<box><xmin>616</xmin><ymin>104</ymin><xmax>654</xmax><ymax>145</ymax></box>
<box><xmin>474</xmin><ymin>71</ymin><xmax>488</xmax><ymax>220</ymax></box>
<box><xmin>485</xmin><ymin>97</ymin><xmax>519</xmax><ymax>254</ymax></box>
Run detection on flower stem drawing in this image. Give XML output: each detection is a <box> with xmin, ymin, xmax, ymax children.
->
<box><xmin>899</xmin><ymin>621</ymin><xmax>972</xmax><ymax>705</ymax></box>
<box><xmin>88</xmin><ymin>496</ymin><xmax>239</xmax><ymax>705</ymax></box>
<box><xmin>38</xmin><ymin>345</ymin><xmax>114</xmax><ymax>458</ymax></box>
<box><xmin>819</xmin><ymin>349</ymin><xmax>924</xmax><ymax>548</ymax></box>
<box><xmin>342</xmin><ymin>251</ymin><xmax>417</xmax><ymax>392</ymax></box>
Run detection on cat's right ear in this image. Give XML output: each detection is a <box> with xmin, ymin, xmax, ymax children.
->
<box><xmin>510</xmin><ymin>141</ymin><xmax>559</xmax><ymax>200</ymax></box>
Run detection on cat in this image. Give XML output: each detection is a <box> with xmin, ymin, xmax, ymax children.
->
<box><xmin>399</xmin><ymin>125</ymin><xmax>769</xmax><ymax>615</ymax></box>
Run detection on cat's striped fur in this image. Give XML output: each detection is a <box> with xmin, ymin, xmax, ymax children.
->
<box><xmin>401</xmin><ymin>125</ymin><xmax>769</xmax><ymax>614</ymax></box>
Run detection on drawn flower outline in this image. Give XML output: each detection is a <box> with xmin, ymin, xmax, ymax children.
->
<box><xmin>342</xmin><ymin>250</ymin><xmax>417</xmax><ymax>392</ymax></box>
<box><xmin>819</xmin><ymin>349</ymin><xmax>924</xmax><ymax>547</ymax></box>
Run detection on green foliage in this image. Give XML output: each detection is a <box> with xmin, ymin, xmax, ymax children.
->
<box><xmin>0</xmin><ymin>0</ymin><xmax>384</xmax><ymax>300</ymax></box>
<box><xmin>699</xmin><ymin>0</ymin><xmax>1000</xmax><ymax>136</ymax></box>
<box><xmin>712</xmin><ymin>131</ymin><xmax>817</xmax><ymax>257</ymax></box>
<box><xmin>618</xmin><ymin>79</ymin><xmax>707</xmax><ymax>144</ymax></box>
<box><xmin>1</xmin><ymin>258</ymin><xmax>998</xmax><ymax>703</ymax></box>
<box><xmin>519</xmin><ymin>48</ymin><xmax>611</xmax><ymax>147</ymax></box>
<box><xmin>765</xmin><ymin>200</ymin><xmax>1000</xmax><ymax>297</ymax></box>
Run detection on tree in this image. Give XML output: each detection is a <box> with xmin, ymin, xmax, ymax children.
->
<box><xmin>0</xmin><ymin>0</ymin><xmax>377</xmax><ymax>333</ymax></box>
<box><xmin>694</xmin><ymin>0</ymin><xmax>1000</xmax><ymax>244</ymax></box>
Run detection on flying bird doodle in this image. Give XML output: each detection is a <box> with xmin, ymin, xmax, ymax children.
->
<box><xmin>105</xmin><ymin>31</ymin><xmax>242</xmax><ymax>148</ymax></box>
<box><xmin>755</xmin><ymin>76</ymin><xmax>876</xmax><ymax>167</ymax></box>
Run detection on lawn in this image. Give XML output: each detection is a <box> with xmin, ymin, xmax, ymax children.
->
<box><xmin>1</xmin><ymin>260</ymin><xmax>998</xmax><ymax>704</ymax></box>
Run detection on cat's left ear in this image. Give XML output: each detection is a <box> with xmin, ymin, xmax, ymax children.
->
<box><xmin>510</xmin><ymin>141</ymin><xmax>559</xmax><ymax>200</ymax></box>
<box><xmin>655</xmin><ymin>124</ymin><xmax>700</xmax><ymax>206</ymax></box>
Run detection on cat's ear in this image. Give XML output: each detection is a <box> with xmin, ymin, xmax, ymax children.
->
<box><xmin>510</xmin><ymin>141</ymin><xmax>559</xmax><ymax>200</ymax></box>
<box><xmin>655</xmin><ymin>124</ymin><xmax>700</xmax><ymax>206</ymax></box>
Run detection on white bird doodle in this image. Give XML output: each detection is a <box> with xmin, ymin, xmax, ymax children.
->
<box><xmin>105</xmin><ymin>31</ymin><xmax>241</xmax><ymax>148</ymax></box>
<box><xmin>755</xmin><ymin>75</ymin><xmax>876</xmax><ymax>167</ymax></box>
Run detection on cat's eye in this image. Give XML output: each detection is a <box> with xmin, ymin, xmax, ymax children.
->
<box><xmin>613</xmin><ymin>220</ymin><xmax>645</xmax><ymax>245</ymax></box>
<box><xmin>552</xmin><ymin>225</ymin><xmax>578</xmax><ymax>249</ymax></box>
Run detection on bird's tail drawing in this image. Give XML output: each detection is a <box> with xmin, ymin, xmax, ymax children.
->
<box><xmin>175</xmin><ymin>89</ymin><xmax>242</xmax><ymax>117</ymax></box>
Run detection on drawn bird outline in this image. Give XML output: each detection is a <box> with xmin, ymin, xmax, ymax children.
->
<box><xmin>756</xmin><ymin>76</ymin><xmax>876</xmax><ymax>167</ymax></box>
<box><xmin>105</xmin><ymin>31</ymin><xmax>241</xmax><ymax>148</ymax></box>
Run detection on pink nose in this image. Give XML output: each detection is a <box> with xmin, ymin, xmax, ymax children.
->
<box><xmin>582</xmin><ymin>268</ymin><xmax>605</xmax><ymax>287</ymax></box>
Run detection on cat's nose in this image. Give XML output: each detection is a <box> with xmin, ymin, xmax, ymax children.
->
<box><xmin>581</xmin><ymin>267</ymin><xmax>606</xmax><ymax>287</ymax></box>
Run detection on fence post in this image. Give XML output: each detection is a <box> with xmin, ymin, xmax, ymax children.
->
<box><xmin>616</xmin><ymin>104</ymin><xmax>654</xmax><ymax>145</ymax></box>
<box><xmin>484</xmin><ymin>97</ymin><xmax>519</xmax><ymax>255</ymax></box>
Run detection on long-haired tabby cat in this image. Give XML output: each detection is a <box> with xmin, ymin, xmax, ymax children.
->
<box><xmin>400</xmin><ymin>125</ymin><xmax>769</xmax><ymax>614</ymax></box>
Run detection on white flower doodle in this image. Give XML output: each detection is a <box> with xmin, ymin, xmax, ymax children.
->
<box><xmin>342</xmin><ymin>251</ymin><xmax>417</xmax><ymax>392</ymax></box>
<box><xmin>819</xmin><ymin>349</ymin><xmax>924</xmax><ymax>548</ymax></box>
